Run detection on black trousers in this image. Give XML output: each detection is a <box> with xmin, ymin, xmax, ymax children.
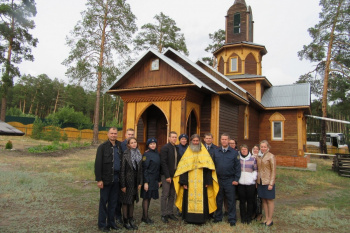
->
<box><xmin>237</xmin><ymin>184</ymin><xmax>255</xmax><ymax>222</ymax></box>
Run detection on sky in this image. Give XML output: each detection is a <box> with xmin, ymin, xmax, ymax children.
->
<box><xmin>17</xmin><ymin>0</ymin><xmax>322</xmax><ymax>87</ymax></box>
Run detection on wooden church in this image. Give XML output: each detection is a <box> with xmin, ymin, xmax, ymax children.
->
<box><xmin>107</xmin><ymin>0</ymin><xmax>311</xmax><ymax>162</ymax></box>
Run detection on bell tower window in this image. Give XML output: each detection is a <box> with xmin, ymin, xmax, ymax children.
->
<box><xmin>233</xmin><ymin>13</ymin><xmax>240</xmax><ymax>34</ymax></box>
<box><xmin>230</xmin><ymin>57</ymin><xmax>238</xmax><ymax>72</ymax></box>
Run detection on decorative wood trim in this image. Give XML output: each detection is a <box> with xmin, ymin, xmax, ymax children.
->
<box><xmin>297</xmin><ymin>109</ymin><xmax>305</xmax><ymax>156</ymax></box>
<box><xmin>107</xmin><ymin>84</ymin><xmax>196</xmax><ymax>93</ymax></box>
<box><xmin>211</xmin><ymin>95</ymin><xmax>220</xmax><ymax>145</ymax></box>
<box><xmin>255</xmin><ymin>81</ymin><xmax>261</xmax><ymax>102</ymax></box>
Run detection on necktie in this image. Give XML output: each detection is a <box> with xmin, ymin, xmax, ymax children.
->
<box><xmin>174</xmin><ymin>147</ymin><xmax>178</xmax><ymax>169</ymax></box>
<box><xmin>207</xmin><ymin>146</ymin><xmax>210</xmax><ymax>150</ymax></box>
<box><xmin>223</xmin><ymin>149</ymin><xmax>226</xmax><ymax>153</ymax></box>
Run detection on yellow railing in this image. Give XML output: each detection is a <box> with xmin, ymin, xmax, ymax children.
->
<box><xmin>7</xmin><ymin>122</ymin><xmax>123</xmax><ymax>141</ymax></box>
<box><xmin>307</xmin><ymin>145</ymin><xmax>349</xmax><ymax>154</ymax></box>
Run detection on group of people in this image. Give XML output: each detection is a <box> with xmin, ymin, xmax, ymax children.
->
<box><xmin>94</xmin><ymin>128</ymin><xmax>276</xmax><ymax>232</ymax></box>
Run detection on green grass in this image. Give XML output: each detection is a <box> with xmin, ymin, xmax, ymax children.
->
<box><xmin>27</xmin><ymin>141</ymin><xmax>91</xmax><ymax>153</ymax></box>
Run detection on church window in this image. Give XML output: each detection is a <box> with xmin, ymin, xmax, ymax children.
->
<box><xmin>230</xmin><ymin>57</ymin><xmax>238</xmax><ymax>72</ymax></box>
<box><xmin>151</xmin><ymin>59</ymin><xmax>159</xmax><ymax>71</ymax></box>
<box><xmin>234</xmin><ymin>13</ymin><xmax>240</xmax><ymax>34</ymax></box>
<box><xmin>269</xmin><ymin>112</ymin><xmax>285</xmax><ymax>141</ymax></box>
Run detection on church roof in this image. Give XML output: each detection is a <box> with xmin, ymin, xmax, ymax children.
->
<box><xmin>106</xmin><ymin>48</ymin><xmax>215</xmax><ymax>93</ymax></box>
<box><xmin>261</xmin><ymin>83</ymin><xmax>311</xmax><ymax>108</ymax></box>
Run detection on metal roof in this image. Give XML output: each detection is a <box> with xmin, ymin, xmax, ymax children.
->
<box><xmin>261</xmin><ymin>83</ymin><xmax>311</xmax><ymax>107</ymax></box>
<box><xmin>0</xmin><ymin>121</ymin><xmax>25</xmax><ymax>136</ymax></box>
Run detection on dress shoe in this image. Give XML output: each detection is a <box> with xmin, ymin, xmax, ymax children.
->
<box><xmin>161</xmin><ymin>215</ymin><xmax>169</xmax><ymax>223</ymax></box>
<box><xmin>123</xmin><ymin>219</ymin><xmax>133</xmax><ymax>230</ymax></box>
<box><xmin>98</xmin><ymin>227</ymin><xmax>110</xmax><ymax>232</ymax></box>
<box><xmin>230</xmin><ymin>222</ymin><xmax>236</xmax><ymax>226</ymax></box>
<box><xmin>142</xmin><ymin>217</ymin><xmax>154</xmax><ymax>224</ymax></box>
<box><xmin>115</xmin><ymin>218</ymin><xmax>123</xmax><ymax>226</ymax></box>
<box><xmin>213</xmin><ymin>219</ymin><xmax>222</xmax><ymax>223</ymax></box>
<box><xmin>129</xmin><ymin>218</ymin><xmax>138</xmax><ymax>230</ymax></box>
<box><xmin>167</xmin><ymin>214</ymin><xmax>178</xmax><ymax>221</ymax></box>
<box><xmin>266</xmin><ymin>221</ymin><xmax>273</xmax><ymax>227</ymax></box>
<box><xmin>109</xmin><ymin>225</ymin><xmax>121</xmax><ymax>231</ymax></box>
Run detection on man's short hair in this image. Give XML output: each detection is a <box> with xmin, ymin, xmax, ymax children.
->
<box><xmin>125</xmin><ymin>128</ymin><xmax>134</xmax><ymax>133</ymax></box>
<box><xmin>220</xmin><ymin>133</ymin><xmax>230</xmax><ymax>140</ymax></box>
<box><xmin>190</xmin><ymin>134</ymin><xmax>201</xmax><ymax>141</ymax></box>
<box><xmin>108</xmin><ymin>127</ymin><xmax>118</xmax><ymax>132</ymax></box>
<box><xmin>169</xmin><ymin>131</ymin><xmax>177</xmax><ymax>137</ymax></box>
<box><xmin>204</xmin><ymin>133</ymin><xmax>213</xmax><ymax>138</ymax></box>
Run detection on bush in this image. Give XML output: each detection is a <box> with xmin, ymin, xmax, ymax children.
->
<box><xmin>5</xmin><ymin>140</ymin><xmax>13</xmax><ymax>149</ymax></box>
<box><xmin>31</xmin><ymin>118</ymin><xmax>45</xmax><ymax>140</ymax></box>
<box><xmin>61</xmin><ymin>132</ymin><xmax>68</xmax><ymax>141</ymax></box>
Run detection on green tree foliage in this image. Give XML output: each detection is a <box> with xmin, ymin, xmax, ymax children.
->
<box><xmin>63</xmin><ymin>0</ymin><xmax>137</xmax><ymax>144</ymax></box>
<box><xmin>202</xmin><ymin>29</ymin><xmax>225</xmax><ymax>67</ymax></box>
<box><xmin>0</xmin><ymin>0</ymin><xmax>38</xmax><ymax>121</ymax></box>
<box><xmin>134</xmin><ymin>12</ymin><xmax>189</xmax><ymax>55</ymax></box>
<box><xmin>297</xmin><ymin>0</ymin><xmax>350</xmax><ymax>153</ymax></box>
<box><xmin>46</xmin><ymin>106</ymin><xmax>92</xmax><ymax>130</ymax></box>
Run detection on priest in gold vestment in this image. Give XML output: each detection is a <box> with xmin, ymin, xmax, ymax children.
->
<box><xmin>173</xmin><ymin>134</ymin><xmax>219</xmax><ymax>224</ymax></box>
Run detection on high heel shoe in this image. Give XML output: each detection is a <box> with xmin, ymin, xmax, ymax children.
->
<box><xmin>266</xmin><ymin>221</ymin><xmax>273</xmax><ymax>227</ymax></box>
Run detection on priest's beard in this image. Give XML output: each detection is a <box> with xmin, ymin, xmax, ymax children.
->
<box><xmin>189</xmin><ymin>143</ymin><xmax>201</xmax><ymax>152</ymax></box>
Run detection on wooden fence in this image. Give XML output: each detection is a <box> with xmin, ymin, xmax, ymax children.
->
<box><xmin>332</xmin><ymin>154</ymin><xmax>350</xmax><ymax>178</ymax></box>
<box><xmin>7</xmin><ymin>122</ymin><xmax>123</xmax><ymax>141</ymax></box>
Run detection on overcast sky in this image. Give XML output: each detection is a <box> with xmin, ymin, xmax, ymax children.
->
<box><xmin>17</xmin><ymin>0</ymin><xmax>322</xmax><ymax>87</ymax></box>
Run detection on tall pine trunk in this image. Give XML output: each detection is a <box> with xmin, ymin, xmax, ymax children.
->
<box><xmin>92</xmin><ymin>2</ymin><xmax>108</xmax><ymax>144</ymax></box>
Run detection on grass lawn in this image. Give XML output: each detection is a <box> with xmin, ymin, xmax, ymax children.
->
<box><xmin>1</xmin><ymin>136</ymin><xmax>350</xmax><ymax>232</ymax></box>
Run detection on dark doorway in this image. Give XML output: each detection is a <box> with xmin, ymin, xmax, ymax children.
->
<box><xmin>186</xmin><ymin>110</ymin><xmax>198</xmax><ymax>137</ymax></box>
<box><xmin>137</xmin><ymin>105</ymin><xmax>168</xmax><ymax>153</ymax></box>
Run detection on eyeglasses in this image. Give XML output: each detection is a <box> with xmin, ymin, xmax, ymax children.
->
<box><xmin>229</xmin><ymin>143</ymin><xmax>236</xmax><ymax>145</ymax></box>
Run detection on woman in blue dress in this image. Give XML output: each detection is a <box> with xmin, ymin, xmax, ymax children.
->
<box><xmin>141</xmin><ymin>138</ymin><xmax>161</xmax><ymax>224</ymax></box>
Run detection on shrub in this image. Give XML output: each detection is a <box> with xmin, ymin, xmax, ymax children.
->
<box><xmin>31</xmin><ymin>118</ymin><xmax>45</xmax><ymax>140</ymax></box>
<box><xmin>5</xmin><ymin>140</ymin><xmax>13</xmax><ymax>149</ymax></box>
<box><xmin>61</xmin><ymin>132</ymin><xmax>68</xmax><ymax>141</ymax></box>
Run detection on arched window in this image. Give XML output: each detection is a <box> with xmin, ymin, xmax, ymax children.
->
<box><xmin>234</xmin><ymin>12</ymin><xmax>240</xmax><ymax>34</ymax></box>
<box><xmin>269</xmin><ymin>112</ymin><xmax>286</xmax><ymax>141</ymax></box>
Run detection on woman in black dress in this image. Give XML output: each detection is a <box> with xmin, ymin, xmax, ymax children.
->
<box><xmin>120</xmin><ymin>137</ymin><xmax>143</xmax><ymax>230</ymax></box>
<box><xmin>141</xmin><ymin>138</ymin><xmax>161</xmax><ymax>224</ymax></box>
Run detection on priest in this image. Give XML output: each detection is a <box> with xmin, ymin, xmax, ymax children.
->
<box><xmin>173</xmin><ymin>134</ymin><xmax>219</xmax><ymax>224</ymax></box>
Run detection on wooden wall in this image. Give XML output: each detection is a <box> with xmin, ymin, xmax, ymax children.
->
<box><xmin>259</xmin><ymin>110</ymin><xmax>299</xmax><ymax>156</ymax></box>
<box><xmin>219</xmin><ymin>97</ymin><xmax>239</xmax><ymax>141</ymax></box>
<box><xmin>233</xmin><ymin>81</ymin><xmax>257</xmax><ymax>98</ymax></box>
<box><xmin>200</xmin><ymin>95</ymin><xmax>212</xmax><ymax>139</ymax></box>
<box><xmin>117</xmin><ymin>55</ymin><xmax>191</xmax><ymax>89</ymax></box>
<box><xmin>245</xmin><ymin>53</ymin><xmax>257</xmax><ymax>75</ymax></box>
<box><xmin>237</xmin><ymin>105</ymin><xmax>260</xmax><ymax>149</ymax></box>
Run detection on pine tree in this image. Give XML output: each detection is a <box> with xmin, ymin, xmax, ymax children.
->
<box><xmin>298</xmin><ymin>0</ymin><xmax>350</xmax><ymax>153</ymax></box>
<box><xmin>63</xmin><ymin>0</ymin><xmax>137</xmax><ymax>144</ymax></box>
<box><xmin>0</xmin><ymin>0</ymin><xmax>38</xmax><ymax>121</ymax></box>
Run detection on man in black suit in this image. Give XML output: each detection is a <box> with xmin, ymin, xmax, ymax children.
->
<box><xmin>160</xmin><ymin>131</ymin><xmax>180</xmax><ymax>223</ymax></box>
<box><xmin>95</xmin><ymin>127</ymin><xmax>122</xmax><ymax>232</ymax></box>
<box><xmin>203</xmin><ymin>132</ymin><xmax>217</xmax><ymax>159</ymax></box>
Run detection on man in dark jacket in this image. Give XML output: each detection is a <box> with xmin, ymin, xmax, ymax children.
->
<box><xmin>95</xmin><ymin>127</ymin><xmax>122</xmax><ymax>232</ymax></box>
<box><xmin>213</xmin><ymin>133</ymin><xmax>241</xmax><ymax>227</ymax></box>
<box><xmin>160</xmin><ymin>131</ymin><xmax>180</xmax><ymax>223</ymax></box>
<box><xmin>203</xmin><ymin>132</ymin><xmax>217</xmax><ymax>159</ymax></box>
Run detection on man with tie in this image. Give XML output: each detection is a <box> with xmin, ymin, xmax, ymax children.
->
<box><xmin>203</xmin><ymin>133</ymin><xmax>217</xmax><ymax>159</ymax></box>
<box><xmin>212</xmin><ymin>133</ymin><xmax>241</xmax><ymax>227</ymax></box>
